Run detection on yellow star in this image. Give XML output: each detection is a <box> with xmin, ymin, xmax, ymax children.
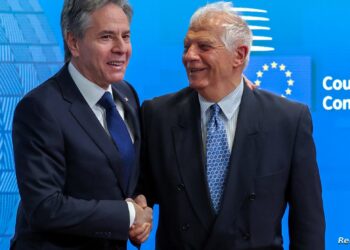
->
<box><xmin>254</xmin><ymin>80</ymin><xmax>261</xmax><ymax>86</ymax></box>
<box><xmin>279</xmin><ymin>64</ymin><xmax>286</xmax><ymax>71</ymax></box>
<box><xmin>271</xmin><ymin>61</ymin><xmax>278</xmax><ymax>68</ymax></box>
<box><xmin>285</xmin><ymin>70</ymin><xmax>292</xmax><ymax>77</ymax></box>
<box><xmin>285</xmin><ymin>88</ymin><xmax>292</xmax><ymax>95</ymax></box>
<box><xmin>257</xmin><ymin>71</ymin><xmax>263</xmax><ymax>77</ymax></box>
<box><xmin>262</xmin><ymin>64</ymin><xmax>269</xmax><ymax>71</ymax></box>
<box><xmin>287</xmin><ymin>79</ymin><xmax>294</xmax><ymax>86</ymax></box>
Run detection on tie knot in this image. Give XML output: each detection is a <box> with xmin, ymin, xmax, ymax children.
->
<box><xmin>98</xmin><ymin>92</ymin><xmax>116</xmax><ymax>110</ymax></box>
<box><xmin>210</xmin><ymin>104</ymin><xmax>221</xmax><ymax>117</ymax></box>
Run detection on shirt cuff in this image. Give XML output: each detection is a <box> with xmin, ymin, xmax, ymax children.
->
<box><xmin>126</xmin><ymin>201</ymin><xmax>136</xmax><ymax>228</ymax></box>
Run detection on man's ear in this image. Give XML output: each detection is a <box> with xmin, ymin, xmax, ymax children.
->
<box><xmin>233</xmin><ymin>45</ymin><xmax>249</xmax><ymax>67</ymax></box>
<box><xmin>66</xmin><ymin>32</ymin><xmax>80</xmax><ymax>58</ymax></box>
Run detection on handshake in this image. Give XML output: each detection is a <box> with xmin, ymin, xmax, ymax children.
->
<box><xmin>127</xmin><ymin>194</ymin><xmax>153</xmax><ymax>245</ymax></box>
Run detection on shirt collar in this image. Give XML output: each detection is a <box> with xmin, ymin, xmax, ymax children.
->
<box><xmin>68</xmin><ymin>62</ymin><xmax>113</xmax><ymax>108</ymax></box>
<box><xmin>198</xmin><ymin>78</ymin><xmax>244</xmax><ymax>120</ymax></box>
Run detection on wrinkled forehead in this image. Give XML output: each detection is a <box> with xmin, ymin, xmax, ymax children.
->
<box><xmin>184</xmin><ymin>29</ymin><xmax>220</xmax><ymax>45</ymax></box>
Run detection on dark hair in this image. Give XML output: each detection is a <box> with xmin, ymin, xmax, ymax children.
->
<box><xmin>61</xmin><ymin>0</ymin><xmax>133</xmax><ymax>62</ymax></box>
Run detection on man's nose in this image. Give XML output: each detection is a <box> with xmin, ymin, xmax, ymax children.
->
<box><xmin>111</xmin><ymin>38</ymin><xmax>127</xmax><ymax>54</ymax></box>
<box><xmin>183</xmin><ymin>45</ymin><xmax>199</xmax><ymax>61</ymax></box>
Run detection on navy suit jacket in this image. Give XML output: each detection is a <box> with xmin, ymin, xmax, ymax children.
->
<box><xmin>11</xmin><ymin>65</ymin><xmax>141</xmax><ymax>250</ymax></box>
<box><xmin>141</xmin><ymin>83</ymin><xmax>325</xmax><ymax>250</ymax></box>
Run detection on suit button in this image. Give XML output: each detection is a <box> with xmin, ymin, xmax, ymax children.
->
<box><xmin>181</xmin><ymin>223</ymin><xmax>190</xmax><ymax>231</ymax></box>
<box><xmin>243</xmin><ymin>232</ymin><xmax>250</xmax><ymax>240</ymax></box>
<box><xmin>177</xmin><ymin>183</ymin><xmax>185</xmax><ymax>191</ymax></box>
<box><xmin>249</xmin><ymin>193</ymin><xmax>256</xmax><ymax>201</ymax></box>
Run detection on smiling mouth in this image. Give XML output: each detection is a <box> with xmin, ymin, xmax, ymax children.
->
<box><xmin>107</xmin><ymin>61</ymin><xmax>124</xmax><ymax>69</ymax></box>
<box><xmin>189</xmin><ymin>68</ymin><xmax>206</xmax><ymax>75</ymax></box>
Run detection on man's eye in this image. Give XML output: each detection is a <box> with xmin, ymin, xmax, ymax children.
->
<box><xmin>199</xmin><ymin>44</ymin><xmax>211</xmax><ymax>50</ymax></box>
<box><xmin>101</xmin><ymin>35</ymin><xmax>112</xmax><ymax>40</ymax></box>
<box><xmin>123</xmin><ymin>34</ymin><xmax>130</xmax><ymax>40</ymax></box>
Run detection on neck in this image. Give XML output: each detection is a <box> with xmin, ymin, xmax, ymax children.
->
<box><xmin>70</xmin><ymin>60</ymin><xmax>109</xmax><ymax>90</ymax></box>
<box><xmin>197</xmin><ymin>75</ymin><xmax>242</xmax><ymax>102</ymax></box>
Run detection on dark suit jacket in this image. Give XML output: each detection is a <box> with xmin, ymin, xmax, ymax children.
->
<box><xmin>140</xmin><ymin>83</ymin><xmax>325</xmax><ymax>250</ymax></box>
<box><xmin>11</xmin><ymin>65</ymin><xmax>141</xmax><ymax>250</ymax></box>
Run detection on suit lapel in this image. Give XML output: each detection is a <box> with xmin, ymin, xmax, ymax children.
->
<box><xmin>56</xmin><ymin>66</ymin><xmax>127</xmax><ymax>197</ymax></box>
<box><xmin>212</xmin><ymin>83</ymin><xmax>262</xmax><ymax>232</ymax></box>
<box><xmin>172</xmin><ymin>90</ymin><xmax>215</xmax><ymax>231</ymax></box>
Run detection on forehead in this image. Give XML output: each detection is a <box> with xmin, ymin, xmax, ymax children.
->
<box><xmin>184</xmin><ymin>24</ymin><xmax>224</xmax><ymax>45</ymax></box>
<box><xmin>185</xmin><ymin>29</ymin><xmax>218</xmax><ymax>44</ymax></box>
<box><xmin>89</xmin><ymin>3</ymin><xmax>129</xmax><ymax>30</ymax></box>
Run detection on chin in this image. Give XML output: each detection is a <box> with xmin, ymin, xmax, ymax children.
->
<box><xmin>189</xmin><ymin>80</ymin><xmax>207</xmax><ymax>90</ymax></box>
<box><xmin>110</xmin><ymin>74</ymin><xmax>125</xmax><ymax>83</ymax></box>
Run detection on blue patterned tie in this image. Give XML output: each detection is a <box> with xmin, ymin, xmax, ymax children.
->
<box><xmin>206</xmin><ymin>104</ymin><xmax>231</xmax><ymax>213</ymax></box>
<box><xmin>98</xmin><ymin>92</ymin><xmax>135</xmax><ymax>192</ymax></box>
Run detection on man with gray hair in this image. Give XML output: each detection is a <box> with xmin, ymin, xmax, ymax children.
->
<box><xmin>11</xmin><ymin>0</ymin><xmax>152</xmax><ymax>249</ymax></box>
<box><xmin>140</xmin><ymin>1</ymin><xmax>325</xmax><ymax>249</ymax></box>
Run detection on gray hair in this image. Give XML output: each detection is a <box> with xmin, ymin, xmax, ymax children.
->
<box><xmin>190</xmin><ymin>1</ymin><xmax>252</xmax><ymax>63</ymax></box>
<box><xmin>61</xmin><ymin>0</ymin><xmax>133</xmax><ymax>62</ymax></box>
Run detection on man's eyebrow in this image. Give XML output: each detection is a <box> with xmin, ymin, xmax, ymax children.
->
<box><xmin>184</xmin><ymin>37</ymin><xmax>215</xmax><ymax>44</ymax></box>
<box><xmin>98</xmin><ymin>30</ymin><xmax>115</xmax><ymax>35</ymax></box>
<box><xmin>98</xmin><ymin>29</ymin><xmax>130</xmax><ymax>35</ymax></box>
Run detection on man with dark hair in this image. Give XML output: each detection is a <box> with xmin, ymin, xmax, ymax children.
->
<box><xmin>141</xmin><ymin>1</ymin><xmax>325</xmax><ymax>249</ymax></box>
<box><xmin>11</xmin><ymin>1</ymin><xmax>151</xmax><ymax>249</ymax></box>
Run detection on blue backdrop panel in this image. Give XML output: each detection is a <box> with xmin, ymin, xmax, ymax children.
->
<box><xmin>0</xmin><ymin>0</ymin><xmax>349</xmax><ymax>249</ymax></box>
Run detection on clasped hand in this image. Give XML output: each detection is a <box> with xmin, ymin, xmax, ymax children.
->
<box><xmin>127</xmin><ymin>194</ymin><xmax>153</xmax><ymax>244</ymax></box>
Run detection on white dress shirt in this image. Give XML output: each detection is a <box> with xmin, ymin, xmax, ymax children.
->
<box><xmin>199</xmin><ymin>79</ymin><xmax>244</xmax><ymax>153</ymax></box>
<box><xmin>68</xmin><ymin>62</ymin><xmax>135</xmax><ymax>227</ymax></box>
